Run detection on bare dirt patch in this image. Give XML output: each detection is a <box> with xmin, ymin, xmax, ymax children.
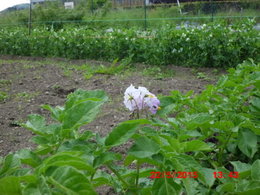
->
<box><xmin>0</xmin><ymin>55</ymin><xmax>222</xmax><ymax>157</ymax></box>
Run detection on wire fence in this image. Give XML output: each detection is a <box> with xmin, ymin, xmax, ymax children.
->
<box><xmin>0</xmin><ymin>0</ymin><xmax>259</xmax><ymax>32</ymax></box>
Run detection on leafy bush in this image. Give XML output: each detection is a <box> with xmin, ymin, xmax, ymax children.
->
<box><xmin>0</xmin><ymin>19</ymin><xmax>259</xmax><ymax>67</ymax></box>
<box><xmin>0</xmin><ymin>60</ymin><xmax>259</xmax><ymax>194</ymax></box>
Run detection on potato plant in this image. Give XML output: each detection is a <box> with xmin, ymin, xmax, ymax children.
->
<box><xmin>0</xmin><ymin>60</ymin><xmax>259</xmax><ymax>194</ymax></box>
<box><xmin>0</xmin><ymin>19</ymin><xmax>259</xmax><ymax>67</ymax></box>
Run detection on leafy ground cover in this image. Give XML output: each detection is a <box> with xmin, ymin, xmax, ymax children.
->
<box><xmin>0</xmin><ymin>20</ymin><xmax>259</xmax><ymax>67</ymax></box>
<box><xmin>0</xmin><ymin>56</ymin><xmax>259</xmax><ymax>194</ymax></box>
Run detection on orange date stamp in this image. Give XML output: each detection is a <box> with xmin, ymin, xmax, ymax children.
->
<box><xmin>149</xmin><ymin>171</ymin><xmax>240</xmax><ymax>179</ymax></box>
<box><xmin>150</xmin><ymin>171</ymin><xmax>198</xmax><ymax>179</ymax></box>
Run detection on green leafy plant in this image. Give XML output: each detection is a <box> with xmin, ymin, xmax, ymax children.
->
<box><xmin>0</xmin><ymin>60</ymin><xmax>259</xmax><ymax>194</ymax></box>
<box><xmin>15</xmin><ymin>92</ymin><xmax>39</xmax><ymax>102</ymax></box>
<box><xmin>0</xmin><ymin>91</ymin><xmax>8</xmax><ymax>102</ymax></box>
<box><xmin>0</xmin><ymin>79</ymin><xmax>12</xmax><ymax>86</ymax></box>
<box><xmin>143</xmin><ymin>66</ymin><xmax>175</xmax><ymax>80</ymax></box>
<box><xmin>196</xmin><ymin>72</ymin><xmax>210</xmax><ymax>80</ymax></box>
<box><xmin>0</xmin><ymin>19</ymin><xmax>259</xmax><ymax>67</ymax></box>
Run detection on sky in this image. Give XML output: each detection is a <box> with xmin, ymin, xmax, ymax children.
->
<box><xmin>0</xmin><ymin>0</ymin><xmax>30</xmax><ymax>12</ymax></box>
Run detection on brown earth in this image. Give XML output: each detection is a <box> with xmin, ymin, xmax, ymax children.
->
<box><xmin>0</xmin><ymin>55</ymin><xmax>223</xmax><ymax>157</ymax></box>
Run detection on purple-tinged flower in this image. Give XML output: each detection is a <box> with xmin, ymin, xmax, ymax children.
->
<box><xmin>124</xmin><ymin>84</ymin><xmax>160</xmax><ymax>114</ymax></box>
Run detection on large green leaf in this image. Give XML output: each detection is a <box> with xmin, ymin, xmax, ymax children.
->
<box><xmin>199</xmin><ymin>168</ymin><xmax>216</xmax><ymax>188</ymax></box>
<box><xmin>182</xmin><ymin>140</ymin><xmax>212</xmax><ymax>152</ymax></box>
<box><xmin>38</xmin><ymin>152</ymin><xmax>95</xmax><ymax>174</ymax></box>
<box><xmin>93</xmin><ymin>152</ymin><xmax>122</xmax><ymax>168</ymax></box>
<box><xmin>170</xmin><ymin>155</ymin><xmax>200</xmax><ymax>194</ymax></box>
<box><xmin>170</xmin><ymin>154</ymin><xmax>214</xmax><ymax>188</ymax></box>
<box><xmin>105</xmin><ymin>119</ymin><xmax>150</xmax><ymax>147</ymax></box>
<box><xmin>30</xmin><ymin>135</ymin><xmax>50</xmax><ymax>145</ymax></box>
<box><xmin>124</xmin><ymin>154</ymin><xmax>162</xmax><ymax>167</ymax></box>
<box><xmin>216</xmin><ymin>183</ymin><xmax>235</xmax><ymax>194</ymax></box>
<box><xmin>92</xmin><ymin>170</ymin><xmax>113</xmax><ymax>187</ymax></box>
<box><xmin>213</xmin><ymin>120</ymin><xmax>235</xmax><ymax>132</ymax></box>
<box><xmin>65</xmin><ymin>89</ymin><xmax>108</xmax><ymax>110</ymax></box>
<box><xmin>238</xmin><ymin>128</ymin><xmax>257</xmax><ymax>158</ymax></box>
<box><xmin>16</xmin><ymin>149</ymin><xmax>41</xmax><ymax>168</ymax></box>
<box><xmin>47</xmin><ymin>166</ymin><xmax>97</xmax><ymax>195</ymax></box>
<box><xmin>22</xmin><ymin>184</ymin><xmax>41</xmax><ymax>195</ymax></box>
<box><xmin>41</xmin><ymin>104</ymin><xmax>64</xmax><ymax>121</ymax></box>
<box><xmin>184</xmin><ymin>113</ymin><xmax>213</xmax><ymax>130</ymax></box>
<box><xmin>22</xmin><ymin>176</ymin><xmax>51</xmax><ymax>195</ymax></box>
<box><xmin>128</xmin><ymin>137</ymin><xmax>160</xmax><ymax>158</ymax></box>
<box><xmin>21</xmin><ymin>115</ymin><xmax>48</xmax><ymax>136</ymax></box>
<box><xmin>152</xmin><ymin>178</ymin><xmax>181</xmax><ymax>195</ymax></box>
<box><xmin>58</xmin><ymin>140</ymin><xmax>95</xmax><ymax>154</ymax></box>
<box><xmin>235</xmin><ymin>180</ymin><xmax>260</xmax><ymax>194</ymax></box>
<box><xmin>61</xmin><ymin>100</ymin><xmax>105</xmax><ymax>130</ymax></box>
<box><xmin>57</xmin><ymin>90</ymin><xmax>108</xmax><ymax>130</ymax></box>
<box><xmin>0</xmin><ymin>176</ymin><xmax>22</xmax><ymax>195</ymax></box>
<box><xmin>159</xmin><ymin>135</ymin><xmax>181</xmax><ymax>153</ymax></box>
<box><xmin>250</xmin><ymin>96</ymin><xmax>260</xmax><ymax>113</ymax></box>
<box><xmin>0</xmin><ymin>153</ymin><xmax>21</xmax><ymax>177</ymax></box>
<box><xmin>251</xmin><ymin>160</ymin><xmax>260</xmax><ymax>181</ymax></box>
<box><xmin>231</xmin><ymin>161</ymin><xmax>251</xmax><ymax>179</ymax></box>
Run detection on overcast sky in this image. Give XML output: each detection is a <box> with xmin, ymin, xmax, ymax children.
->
<box><xmin>0</xmin><ymin>0</ymin><xmax>30</xmax><ymax>12</ymax></box>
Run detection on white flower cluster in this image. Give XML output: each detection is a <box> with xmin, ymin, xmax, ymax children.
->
<box><xmin>124</xmin><ymin>84</ymin><xmax>160</xmax><ymax>114</ymax></box>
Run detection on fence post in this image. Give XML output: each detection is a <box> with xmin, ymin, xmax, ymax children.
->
<box><xmin>144</xmin><ymin>0</ymin><xmax>147</xmax><ymax>30</ymax></box>
<box><xmin>210</xmin><ymin>0</ymin><xmax>214</xmax><ymax>22</ymax></box>
<box><xmin>91</xmin><ymin>0</ymin><xmax>94</xmax><ymax>14</ymax></box>
<box><xmin>28</xmin><ymin>0</ymin><xmax>32</xmax><ymax>35</ymax></box>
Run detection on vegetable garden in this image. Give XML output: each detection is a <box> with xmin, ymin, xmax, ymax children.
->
<box><xmin>0</xmin><ymin>19</ymin><xmax>259</xmax><ymax>67</ymax></box>
<box><xmin>0</xmin><ymin>16</ymin><xmax>259</xmax><ymax>194</ymax></box>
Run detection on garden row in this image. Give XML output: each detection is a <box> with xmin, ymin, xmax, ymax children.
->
<box><xmin>0</xmin><ymin>59</ymin><xmax>259</xmax><ymax>194</ymax></box>
<box><xmin>0</xmin><ymin>19</ymin><xmax>259</xmax><ymax>67</ymax></box>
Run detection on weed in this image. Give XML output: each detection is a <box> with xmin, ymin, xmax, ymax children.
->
<box><xmin>15</xmin><ymin>92</ymin><xmax>39</xmax><ymax>101</ymax></box>
<box><xmin>51</xmin><ymin>85</ymin><xmax>61</xmax><ymax>90</ymax></box>
<box><xmin>0</xmin><ymin>91</ymin><xmax>8</xmax><ymax>102</ymax></box>
<box><xmin>0</xmin><ymin>79</ymin><xmax>12</xmax><ymax>86</ymax></box>
<box><xmin>95</xmin><ymin>59</ymin><xmax>125</xmax><ymax>75</ymax></box>
<box><xmin>23</xmin><ymin>64</ymin><xmax>34</xmax><ymax>69</ymax></box>
<box><xmin>196</xmin><ymin>72</ymin><xmax>210</xmax><ymax>80</ymax></box>
<box><xmin>191</xmin><ymin>68</ymin><xmax>198</xmax><ymax>74</ymax></box>
<box><xmin>212</xmin><ymin>69</ymin><xmax>220</xmax><ymax>74</ymax></box>
<box><xmin>83</xmin><ymin>59</ymin><xmax>128</xmax><ymax>80</ymax></box>
<box><xmin>143</xmin><ymin>66</ymin><xmax>175</xmax><ymax>79</ymax></box>
<box><xmin>63</xmin><ymin>70</ymin><xmax>73</xmax><ymax>77</ymax></box>
<box><xmin>33</xmin><ymin>76</ymin><xmax>42</xmax><ymax>80</ymax></box>
<box><xmin>9</xmin><ymin>119</ymin><xmax>23</xmax><ymax>127</ymax></box>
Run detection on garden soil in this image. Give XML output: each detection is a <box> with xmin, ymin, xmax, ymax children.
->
<box><xmin>0</xmin><ymin>56</ymin><xmax>222</xmax><ymax>193</ymax></box>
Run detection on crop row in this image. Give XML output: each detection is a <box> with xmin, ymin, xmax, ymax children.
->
<box><xmin>0</xmin><ymin>19</ymin><xmax>259</xmax><ymax>67</ymax></box>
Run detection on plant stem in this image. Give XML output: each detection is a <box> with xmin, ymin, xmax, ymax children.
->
<box><xmin>218</xmin><ymin>132</ymin><xmax>233</xmax><ymax>166</ymax></box>
<box><xmin>135</xmin><ymin>161</ymin><xmax>140</xmax><ymax>188</ymax></box>
<box><xmin>90</xmin><ymin>169</ymin><xmax>97</xmax><ymax>181</ymax></box>
<box><xmin>107</xmin><ymin>164</ymin><xmax>129</xmax><ymax>187</ymax></box>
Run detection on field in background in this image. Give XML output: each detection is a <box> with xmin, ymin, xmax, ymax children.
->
<box><xmin>0</xmin><ymin>20</ymin><xmax>259</xmax><ymax>68</ymax></box>
<box><xmin>0</xmin><ymin>0</ymin><xmax>259</xmax><ymax>29</ymax></box>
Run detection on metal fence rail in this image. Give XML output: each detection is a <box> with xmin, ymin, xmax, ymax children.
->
<box><xmin>0</xmin><ymin>0</ymin><xmax>259</xmax><ymax>32</ymax></box>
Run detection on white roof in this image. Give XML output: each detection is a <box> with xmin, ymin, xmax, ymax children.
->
<box><xmin>31</xmin><ymin>0</ymin><xmax>55</xmax><ymax>3</ymax></box>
